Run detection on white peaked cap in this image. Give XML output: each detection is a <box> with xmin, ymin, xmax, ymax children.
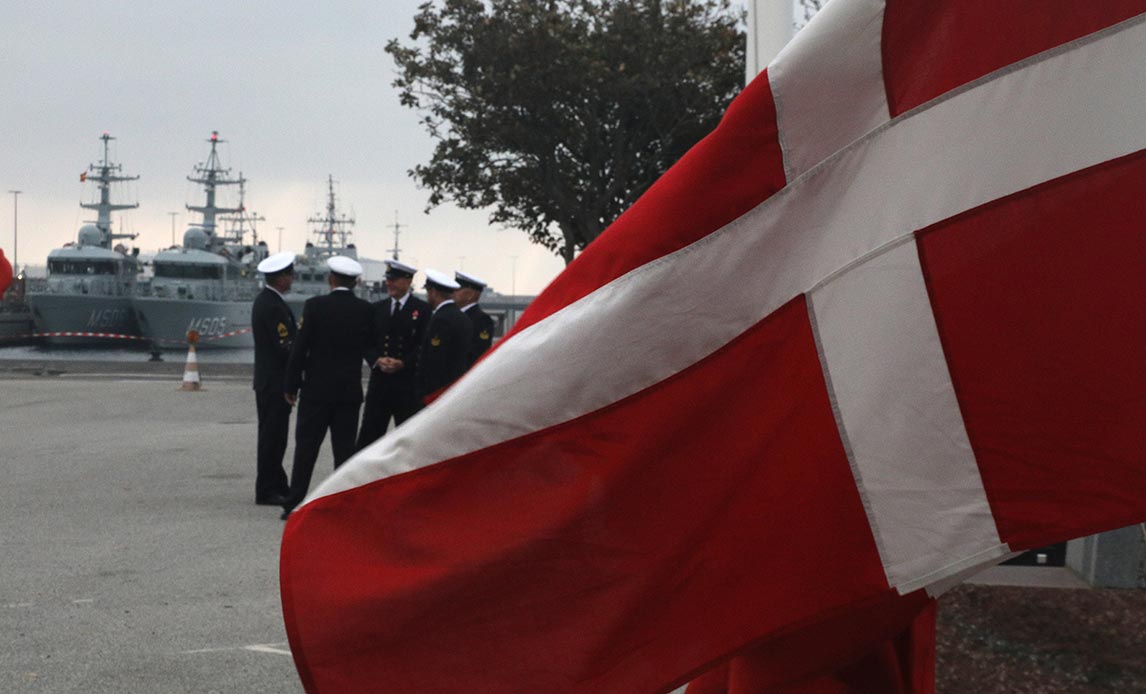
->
<box><xmin>454</xmin><ymin>270</ymin><xmax>487</xmax><ymax>290</ymax></box>
<box><xmin>327</xmin><ymin>255</ymin><xmax>364</xmax><ymax>277</ymax></box>
<box><xmin>424</xmin><ymin>268</ymin><xmax>460</xmax><ymax>290</ymax></box>
<box><xmin>384</xmin><ymin>259</ymin><xmax>418</xmax><ymax>276</ymax></box>
<box><xmin>258</xmin><ymin>251</ymin><xmax>296</xmax><ymax>274</ymax></box>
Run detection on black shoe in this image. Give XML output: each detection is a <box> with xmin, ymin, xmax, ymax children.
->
<box><xmin>256</xmin><ymin>494</ymin><xmax>289</xmax><ymax>506</ymax></box>
<box><xmin>280</xmin><ymin>508</ymin><xmax>292</xmax><ymax>521</ymax></box>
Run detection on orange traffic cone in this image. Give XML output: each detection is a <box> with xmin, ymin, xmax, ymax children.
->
<box><xmin>180</xmin><ymin>331</ymin><xmax>202</xmax><ymax>391</ymax></box>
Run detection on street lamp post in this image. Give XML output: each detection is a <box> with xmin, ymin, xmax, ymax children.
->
<box><xmin>510</xmin><ymin>255</ymin><xmax>518</xmax><ymax>298</ymax></box>
<box><xmin>8</xmin><ymin>190</ymin><xmax>21</xmax><ymax>272</ymax></box>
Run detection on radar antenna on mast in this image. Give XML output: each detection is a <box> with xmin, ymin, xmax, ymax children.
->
<box><xmin>306</xmin><ymin>175</ymin><xmax>355</xmax><ymax>252</ymax></box>
<box><xmin>186</xmin><ymin>131</ymin><xmax>245</xmax><ymax>251</ymax></box>
<box><xmin>80</xmin><ymin>132</ymin><xmax>141</xmax><ymax>247</ymax></box>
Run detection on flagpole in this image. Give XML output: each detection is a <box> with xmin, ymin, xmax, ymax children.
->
<box><xmin>745</xmin><ymin>0</ymin><xmax>794</xmax><ymax>84</ymax></box>
<box><xmin>7</xmin><ymin>190</ymin><xmax>22</xmax><ymax>273</ymax></box>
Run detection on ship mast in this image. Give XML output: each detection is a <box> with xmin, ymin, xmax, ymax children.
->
<box><xmin>80</xmin><ymin>132</ymin><xmax>140</xmax><ymax>249</ymax></box>
<box><xmin>307</xmin><ymin>175</ymin><xmax>355</xmax><ymax>253</ymax></box>
<box><xmin>186</xmin><ymin>131</ymin><xmax>245</xmax><ymax>251</ymax></box>
<box><xmin>387</xmin><ymin>210</ymin><xmax>405</xmax><ymax>261</ymax></box>
<box><xmin>218</xmin><ymin>176</ymin><xmax>265</xmax><ymax>247</ymax></box>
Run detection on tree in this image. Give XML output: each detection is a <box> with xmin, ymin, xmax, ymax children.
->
<box><xmin>387</xmin><ymin>0</ymin><xmax>745</xmax><ymax>264</ymax></box>
<box><xmin>795</xmin><ymin>0</ymin><xmax>827</xmax><ymax>30</ymax></box>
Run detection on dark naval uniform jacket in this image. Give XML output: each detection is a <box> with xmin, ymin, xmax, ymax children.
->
<box><xmin>252</xmin><ymin>287</ymin><xmax>297</xmax><ymax>393</ymax></box>
<box><xmin>415</xmin><ymin>300</ymin><xmax>473</xmax><ymax>403</ymax></box>
<box><xmin>285</xmin><ymin>289</ymin><xmax>374</xmax><ymax>403</ymax></box>
<box><xmin>364</xmin><ymin>294</ymin><xmax>431</xmax><ymax>385</ymax></box>
<box><xmin>282</xmin><ymin>287</ymin><xmax>374</xmax><ymax>510</ymax></box>
<box><xmin>461</xmin><ymin>303</ymin><xmax>495</xmax><ymax>368</ymax></box>
<box><xmin>355</xmin><ymin>293</ymin><xmax>431</xmax><ymax>448</ymax></box>
<box><xmin>251</xmin><ymin>286</ymin><xmax>297</xmax><ymax>502</ymax></box>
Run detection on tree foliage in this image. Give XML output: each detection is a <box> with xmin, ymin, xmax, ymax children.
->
<box><xmin>387</xmin><ymin>0</ymin><xmax>745</xmax><ymax>264</ymax></box>
<box><xmin>796</xmin><ymin>0</ymin><xmax>827</xmax><ymax>29</ymax></box>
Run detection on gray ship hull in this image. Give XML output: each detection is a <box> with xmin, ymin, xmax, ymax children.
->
<box><xmin>285</xmin><ymin>295</ymin><xmax>306</xmax><ymax>318</ymax></box>
<box><xmin>133</xmin><ymin>296</ymin><xmax>253</xmax><ymax>349</ymax></box>
<box><xmin>0</xmin><ymin>308</ymin><xmax>35</xmax><ymax>344</ymax></box>
<box><xmin>25</xmin><ymin>293</ymin><xmax>142</xmax><ymax>346</ymax></box>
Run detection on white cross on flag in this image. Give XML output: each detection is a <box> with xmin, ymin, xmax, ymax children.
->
<box><xmin>280</xmin><ymin>2</ymin><xmax>1146</xmax><ymax>692</ymax></box>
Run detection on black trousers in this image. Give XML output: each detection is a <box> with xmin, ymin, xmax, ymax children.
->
<box><xmin>355</xmin><ymin>374</ymin><xmax>420</xmax><ymax>451</ymax></box>
<box><xmin>285</xmin><ymin>396</ymin><xmax>361</xmax><ymax>511</ymax></box>
<box><xmin>255</xmin><ymin>390</ymin><xmax>291</xmax><ymax>501</ymax></box>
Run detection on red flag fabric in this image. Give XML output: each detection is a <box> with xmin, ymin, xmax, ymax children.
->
<box><xmin>280</xmin><ymin>2</ymin><xmax>1146</xmax><ymax>692</ymax></box>
<box><xmin>686</xmin><ymin>598</ymin><xmax>937</xmax><ymax>694</ymax></box>
<box><xmin>0</xmin><ymin>248</ymin><xmax>12</xmax><ymax>300</ymax></box>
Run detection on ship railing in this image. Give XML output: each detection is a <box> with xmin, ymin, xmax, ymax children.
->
<box><xmin>23</xmin><ymin>276</ymin><xmax>136</xmax><ymax>297</ymax></box>
<box><xmin>135</xmin><ymin>282</ymin><xmax>261</xmax><ymax>302</ymax></box>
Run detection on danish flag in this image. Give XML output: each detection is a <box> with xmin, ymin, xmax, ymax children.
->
<box><xmin>281</xmin><ymin>2</ymin><xmax>1146</xmax><ymax>692</ymax></box>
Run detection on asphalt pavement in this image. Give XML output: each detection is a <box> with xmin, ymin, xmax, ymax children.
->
<box><xmin>1</xmin><ymin>370</ymin><xmax>325</xmax><ymax>693</ymax></box>
<box><xmin>1</xmin><ymin>360</ymin><xmax>1103</xmax><ymax>693</ymax></box>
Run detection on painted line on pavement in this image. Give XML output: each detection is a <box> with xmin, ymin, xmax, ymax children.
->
<box><xmin>182</xmin><ymin>642</ymin><xmax>292</xmax><ymax>657</ymax></box>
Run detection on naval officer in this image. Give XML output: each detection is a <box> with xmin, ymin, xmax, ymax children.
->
<box><xmin>282</xmin><ymin>255</ymin><xmax>373</xmax><ymax>519</ymax></box>
<box><xmin>356</xmin><ymin>259</ymin><xmax>430</xmax><ymax>450</ymax></box>
<box><xmin>251</xmin><ymin>251</ymin><xmax>296</xmax><ymax>506</ymax></box>
<box><xmin>415</xmin><ymin>269</ymin><xmax>472</xmax><ymax>407</ymax></box>
<box><xmin>454</xmin><ymin>270</ymin><xmax>495</xmax><ymax>369</ymax></box>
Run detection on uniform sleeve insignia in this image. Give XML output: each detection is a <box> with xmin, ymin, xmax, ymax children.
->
<box><xmin>479</xmin><ymin>330</ymin><xmax>490</xmax><ymax>340</ymax></box>
<box><xmin>277</xmin><ymin>322</ymin><xmax>289</xmax><ymax>338</ymax></box>
<box><xmin>431</xmin><ymin>336</ymin><xmax>442</xmax><ymax>347</ymax></box>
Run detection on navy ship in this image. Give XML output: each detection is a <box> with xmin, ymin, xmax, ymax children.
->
<box><xmin>132</xmin><ymin>132</ymin><xmax>268</xmax><ymax>349</ymax></box>
<box><xmin>24</xmin><ymin>133</ymin><xmax>144</xmax><ymax>345</ymax></box>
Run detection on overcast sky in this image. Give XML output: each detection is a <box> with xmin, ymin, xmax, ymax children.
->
<box><xmin>0</xmin><ymin>0</ymin><xmax>568</xmax><ymax>294</ymax></box>
<box><xmin>0</xmin><ymin>1</ymin><xmax>807</xmax><ymax>295</ymax></box>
